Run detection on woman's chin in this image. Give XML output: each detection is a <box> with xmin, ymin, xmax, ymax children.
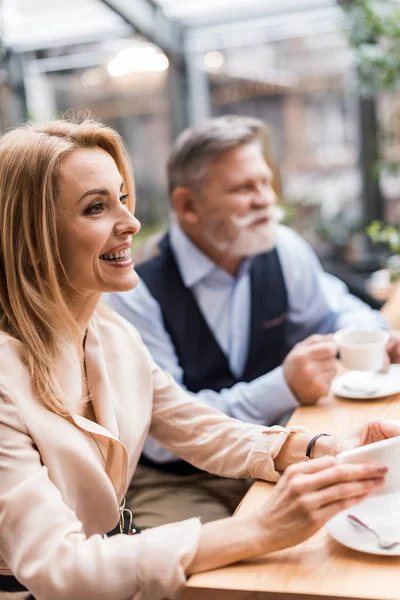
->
<box><xmin>104</xmin><ymin>272</ymin><xmax>139</xmax><ymax>293</ymax></box>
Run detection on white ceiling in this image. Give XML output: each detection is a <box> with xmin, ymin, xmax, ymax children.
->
<box><xmin>0</xmin><ymin>0</ymin><xmax>342</xmax><ymax>53</ymax></box>
<box><xmin>154</xmin><ymin>0</ymin><xmax>337</xmax><ymax>27</ymax></box>
<box><xmin>1</xmin><ymin>0</ymin><xmax>130</xmax><ymax>52</ymax></box>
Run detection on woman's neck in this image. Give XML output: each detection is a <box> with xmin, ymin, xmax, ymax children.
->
<box><xmin>68</xmin><ymin>292</ymin><xmax>100</xmax><ymax>355</ymax></box>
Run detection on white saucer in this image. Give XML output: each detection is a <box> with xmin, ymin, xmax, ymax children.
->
<box><xmin>326</xmin><ymin>493</ymin><xmax>400</xmax><ymax>555</ymax></box>
<box><xmin>331</xmin><ymin>364</ymin><xmax>400</xmax><ymax>399</ymax></box>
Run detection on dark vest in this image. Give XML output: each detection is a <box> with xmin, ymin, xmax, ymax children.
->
<box><xmin>137</xmin><ymin>234</ymin><xmax>288</xmax><ymax>475</ymax></box>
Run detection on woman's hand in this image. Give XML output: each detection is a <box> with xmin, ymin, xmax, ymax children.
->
<box><xmin>249</xmin><ymin>455</ymin><xmax>387</xmax><ymax>554</ymax></box>
<box><xmin>188</xmin><ymin>456</ymin><xmax>386</xmax><ymax>575</ymax></box>
<box><xmin>340</xmin><ymin>418</ymin><xmax>400</xmax><ymax>453</ymax></box>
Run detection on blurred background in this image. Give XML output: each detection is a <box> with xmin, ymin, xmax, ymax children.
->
<box><xmin>1</xmin><ymin>0</ymin><xmax>400</xmax><ymax>304</ymax></box>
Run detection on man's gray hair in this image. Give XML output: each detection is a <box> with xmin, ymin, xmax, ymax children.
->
<box><xmin>167</xmin><ymin>115</ymin><xmax>266</xmax><ymax>195</ymax></box>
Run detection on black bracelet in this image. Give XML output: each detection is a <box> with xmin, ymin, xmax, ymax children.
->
<box><xmin>305</xmin><ymin>433</ymin><xmax>331</xmax><ymax>460</ymax></box>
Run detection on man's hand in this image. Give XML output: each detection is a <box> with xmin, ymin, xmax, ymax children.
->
<box><xmin>283</xmin><ymin>334</ymin><xmax>337</xmax><ymax>405</ymax></box>
<box><xmin>386</xmin><ymin>330</ymin><xmax>400</xmax><ymax>364</ymax></box>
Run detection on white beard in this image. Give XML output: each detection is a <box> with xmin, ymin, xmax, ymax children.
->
<box><xmin>208</xmin><ymin>205</ymin><xmax>284</xmax><ymax>257</ymax></box>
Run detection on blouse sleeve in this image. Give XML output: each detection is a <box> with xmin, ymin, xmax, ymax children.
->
<box><xmin>0</xmin><ymin>385</ymin><xmax>201</xmax><ymax>600</ymax></box>
<box><xmin>148</xmin><ymin>360</ymin><xmax>307</xmax><ymax>483</ymax></box>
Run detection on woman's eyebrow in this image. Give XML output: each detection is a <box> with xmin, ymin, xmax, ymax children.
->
<box><xmin>77</xmin><ymin>189</ymin><xmax>110</xmax><ymax>204</ymax></box>
<box><xmin>77</xmin><ymin>182</ymin><xmax>124</xmax><ymax>204</ymax></box>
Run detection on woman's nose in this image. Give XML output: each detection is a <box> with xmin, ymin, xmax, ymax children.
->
<box><xmin>116</xmin><ymin>213</ymin><xmax>141</xmax><ymax>236</ymax></box>
<box><xmin>131</xmin><ymin>216</ymin><xmax>141</xmax><ymax>235</ymax></box>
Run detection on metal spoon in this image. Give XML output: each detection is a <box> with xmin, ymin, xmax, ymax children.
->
<box><xmin>347</xmin><ymin>514</ymin><xmax>400</xmax><ymax>550</ymax></box>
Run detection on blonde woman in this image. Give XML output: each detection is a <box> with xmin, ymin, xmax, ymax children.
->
<box><xmin>0</xmin><ymin>118</ymin><xmax>396</xmax><ymax>600</ymax></box>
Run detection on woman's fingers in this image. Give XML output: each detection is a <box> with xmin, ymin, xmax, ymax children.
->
<box><xmin>358</xmin><ymin>418</ymin><xmax>400</xmax><ymax>446</ymax></box>
<box><xmin>311</xmin><ymin>492</ymin><xmax>371</xmax><ymax>528</ymax></box>
<box><xmin>278</xmin><ymin>460</ymin><xmax>388</xmax><ymax>539</ymax></box>
<box><xmin>299</xmin><ymin>476</ymin><xmax>385</xmax><ymax>513</ymax></box>
<box><xmin>284</xmin><ymin>455</ymin><xmax>337</xmax><ymax>477</ymax></box>
<box><xmin>286</xmin><ymin>461</ymin><xmax>388</xmax><ymax>495</ymax></box>
<box><xmin>255</xmin><ymin>459</ymin><xmax>387</xmax><ymax>553</ymax></box>
<box><xmin>370</xmin><ymin>418</ymin><xmax>400</xmax><ymax>440</ymax></box>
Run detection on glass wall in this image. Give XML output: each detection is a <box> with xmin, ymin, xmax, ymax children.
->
<box><xmin>38</xmin><ymin>39</ymin><xmax>173</xmax><ymax>228</ymax></box>
<box><xmin>3</xmin><ymin>0</ymin><xmax>399</xmax><ymax>264</ymax></box>
<box><xmin>202</xmin><ymin>32</ymin><xmax>361</xmax><ymax>254</ymax></box>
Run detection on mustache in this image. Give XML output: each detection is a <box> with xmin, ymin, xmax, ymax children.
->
<box><xmin>231</xmin><ymin>205</ymin><xmax>285</xmax><ymax>228</ymax></box>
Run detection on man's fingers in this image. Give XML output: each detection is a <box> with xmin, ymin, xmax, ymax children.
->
<box><xmin>386</xmin><ymin>331</ymin><xmax>400</xmax><ymax>363</ymax></box>
<box><xmin>380</xmin><ymin>351</ymin><xmax>390</xmax><ymax>373</ymax></box>
<box><xmin>302</xmin><ymin>334</ymin><xmax>334</xmax><ymax>347</ymax></box>
<box><xmin>388</xmin><ymin>342</ymin><xmax>400</xmax><ymax>364</ymax></box>
<box><xmin>299</xmin><ymin>342</ymin><xmax>337</xmax><ymax>362</ymax></box>
<box><xmin>386</xmin><ymin>338</ymin><xmax>396</xmax><ymax>352</ymax></box>
<box><xmin>314</xmin><ymin>364</ymin><xmax>337</xmax><ymax>377</ymax></box>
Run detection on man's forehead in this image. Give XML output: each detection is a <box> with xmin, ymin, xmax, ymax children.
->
<box><xmin>210</xmin><ymin>146</ymin><xmax>272</xmax><ymax>179</ymax></box>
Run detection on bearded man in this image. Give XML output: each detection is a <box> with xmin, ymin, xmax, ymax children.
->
<box><xmin>106</xmin><ymin>115</ymin><xmax>390</xmax><ymax>529</ymax></box>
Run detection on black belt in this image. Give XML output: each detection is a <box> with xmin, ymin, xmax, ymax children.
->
<box><xmin>0</xmin><ymin>574</ymin><xmax>32</xmax><ymax>594</ymax></box>
<box><xmin>139</xmin><ymin>453</ymin><xmax>201</xmax><ymax>475</ymax></box>
<box><xmin>0</xmin><ymin>519</ymin><xmax>140</xmax><ymax>596</ymax></box>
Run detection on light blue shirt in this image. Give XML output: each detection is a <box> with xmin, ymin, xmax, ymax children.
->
<box><xmin>105</xmin><ymin>223</ymin><xmax>387</xmax><ymax>463</ymax></box>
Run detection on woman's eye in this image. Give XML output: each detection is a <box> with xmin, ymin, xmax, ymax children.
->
<box><xmin>120</xmin><ymin>194</ymin><xmax>129</xmax><ymax>205</ymax></box>
<box><xmin>85</xmin><ymin>203</ymin><xmax>104</xmax><ymax>215</ymax></box>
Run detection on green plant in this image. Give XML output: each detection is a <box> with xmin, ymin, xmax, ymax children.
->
<box><xmin>367</xmin><ymin>220</ymin><xmax>400</xmax><ymax>254</ymax></box>
<box><xmin>315</xmin><ymin>212</ymin><xmax>362</xmax><ymax>248</ymax></box>
<box><xmin>342</xmin><ymin>1</ymin><xmax>400</xmax><ymax>193</ymax></box>
<box><xmin>343</xmin><ymin>0</ymin><xmax>400</xmax><ymax>95</ymax></box>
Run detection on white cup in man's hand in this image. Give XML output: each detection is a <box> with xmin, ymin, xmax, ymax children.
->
<box><xmin>334</xmin><ymin>328</ymin><xmax>390</xmax><ymax>372</ymax></box>
<box><xmin>337</xmin><ymin>436</ymin><xmax>400</xmax><ymax>497</ymax></box>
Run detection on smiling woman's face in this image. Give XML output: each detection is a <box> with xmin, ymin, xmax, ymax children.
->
<box><xmin>56</xmin><ymin>147</ymin><xmax>140</xmax><ymax>302</ymax></box>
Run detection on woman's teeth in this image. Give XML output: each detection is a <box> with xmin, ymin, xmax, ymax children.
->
<box><xmin>100</xmin><ymin>248</ymin><xmax>131</xmax><ymax>261</ymax></box>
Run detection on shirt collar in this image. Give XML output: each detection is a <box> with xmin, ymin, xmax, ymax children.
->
<box><xmin>170</xmin><ymin>220</ymin><xmax>219</xmax><ymax>287</ymax></box>
<box><xmin>169</xmin><ymin>219</ymin><xmax>251</xmax><ymax>287</ymax></box>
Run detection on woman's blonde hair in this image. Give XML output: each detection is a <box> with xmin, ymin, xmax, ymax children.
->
<box><xmin>0</xmin><ymin>117</ymin><xmax>135</xmax><ymax>416</ymax></box>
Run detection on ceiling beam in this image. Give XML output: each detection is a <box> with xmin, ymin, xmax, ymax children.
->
<box><xmin>184</xmin><ymin>5</ymin><xmax>341</xmax><ymax>53</ymax></box>
<box><xmin>99</xmin><ymin>0</ymin><xmax>183</xmax><ymax>55</ymax></box>
<box><xmin>174</xmin><ymin>0</ymin><xmax>337</xmax><ymax>28</ymax></box>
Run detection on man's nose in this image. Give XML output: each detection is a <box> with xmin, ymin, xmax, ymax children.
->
<box><xmin>253</xmin><ymin>185</ymin><xmax>276</xmax><ymax>207</ymax></box>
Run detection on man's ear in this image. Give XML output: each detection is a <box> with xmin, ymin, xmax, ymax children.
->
<box><xmin>171</xmin><ymin>187</ymin><xmax>199</xmax><ymax>225</ymax></box>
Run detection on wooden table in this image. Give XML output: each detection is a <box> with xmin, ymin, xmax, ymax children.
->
<box><xmin>185</xmin><ymin>385</ymin><xmax>400</xmax><ymax>600</ymax></box>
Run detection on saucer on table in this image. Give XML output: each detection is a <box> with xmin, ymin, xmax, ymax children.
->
<box><xmin>326</xmin><ymin>492</ymin><xmax>400</xmax><ymax>556</ymax></box>
<box><xmin>331</xmin><ymin>365</ymin><xmax>400</xmax><ymax>399</ymax></box>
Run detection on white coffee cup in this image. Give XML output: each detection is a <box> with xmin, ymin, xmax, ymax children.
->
<box><xmin>333</xmin><ymin>328</ymin><xmax>390</xmax><ymax>371</ymax></box>
<box><xmin>336</xmin><ymin>436</ymin><xmax>400</xmax><ymax>497</ymax></box>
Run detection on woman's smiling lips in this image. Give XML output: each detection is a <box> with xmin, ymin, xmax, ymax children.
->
<box><xmin>99</xmin><ymin>244</ymin><xmax>133</xmax><ymax>267</ymax></box>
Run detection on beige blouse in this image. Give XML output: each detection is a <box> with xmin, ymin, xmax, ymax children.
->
<box><xmin>0</xmin><ymin>308</ymin><xmax>304</xmax><ymax>600</ymax></box>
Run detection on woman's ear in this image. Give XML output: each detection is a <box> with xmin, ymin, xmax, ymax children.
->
<box><xmin>170</xmin><ymin>187</ymin><xmax>199</xmax><ymax>225</ymax></box>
